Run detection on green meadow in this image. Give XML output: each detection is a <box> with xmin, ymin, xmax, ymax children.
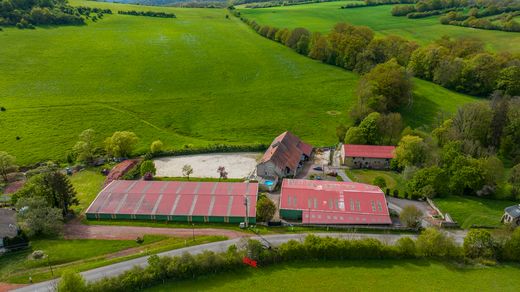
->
<box><xmin>147</xmin><ymin>260</ymin><xmax>520</xmax><ymax>291</ymax></box>
<box><xmin>238</xmin><ymin>1</ymin><xmax>520</xmax><ymax>52</ymax></box>
<box><xmin>1</xmin><ymin>0</ymin><xmax>475</xmax><ymax>165</ymax></box>
<box><xmin>434</xmin><ymin>195</ymin><xmax>516</xmax><ymax>228</ymax></box>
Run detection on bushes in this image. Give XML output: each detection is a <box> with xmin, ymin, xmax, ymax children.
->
<box><xmin>391</xmin><ymin>5</ymin><xmax>416</xmax><ymax>16</ymax></box>
<box><xmin>463</xmin><ymin>229</ymin><xmax>498</xmax><ymax>261</ymax></box>
<box><xmin>373</xmin><ymin>176</ymin><xmax>387</xmax><ymax>188</ymax></box>
<box><xmin>415</xmin><ymin>228</ymin><xmax>461</xmax><ymax>258</ymax></box>
<box><xmin>399</xmin><ymin>205</ymin><xmax>423</xmax><ymax>228</ymax></box>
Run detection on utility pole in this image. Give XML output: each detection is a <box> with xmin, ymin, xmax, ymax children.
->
<box><xmin>244</xmin><ymin>195</ymin><xmax>249</xmax><ymax>228</ymax></box>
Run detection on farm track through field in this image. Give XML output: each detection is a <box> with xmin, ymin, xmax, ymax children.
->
<box><xmin>97</xmin><ymin>103</ymin><xmax>210</xmax><ymax>143</ymax></box>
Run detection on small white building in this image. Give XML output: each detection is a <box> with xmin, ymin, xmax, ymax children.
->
<box><xmin>256</xmin><ymin>131</ymin><xmax>312</xmax><ymax>180</ymax></box>
<box><xmin>502</xmin><ymin>204</ymin><xmax>520</xmax><ymax>227</ymax></box>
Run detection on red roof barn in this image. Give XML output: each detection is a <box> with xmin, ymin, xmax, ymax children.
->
<box><xmin>257</xmin><ymin>131</ymin><xmax>312</xmax><ymax>179</ymax></box>
<box><xmin>342</xmin><ymin>144</ymin><xmax>396</xmax><ymax>169</ymax></box>
<box><xmin>86</xmin><ymin>180</ymin><xmax>258</xmax><ymax>224</ymax></box>
<box><xmin>279</xmin><ymin>179</ymin><xmax>391</xmax><ymax>225</ymax></box>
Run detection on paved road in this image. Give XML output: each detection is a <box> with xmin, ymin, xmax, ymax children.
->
<box><xmin>335</xmin><ymin>168</ymin><xmax>352</xmax><ymax>182</ymax></box>
<box><xmin>15</xmin><ymin>232</ymin><xmax>436</xmax><ymax>292</ymax></box>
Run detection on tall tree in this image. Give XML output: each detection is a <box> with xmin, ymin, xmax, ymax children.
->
<box><xmin>16</xmin><ymin>196</ymin><xmax>63</xmax><ymax>237</ymax></box>
<box><xmin>356</xmin><ymin>59</ymin><xmax>413</xmax><ymax>114</ymax></box>
<box><xmin>0</xmin><ymin>151</ymin><xmax>17</xmax><ymax>182</ymax></box>
<box><xmin>73</xmin><ymin>128</ymin><xmax>97</xmax><ymax>164</ymax></box>
<box><xmin>16</xmin><ymin>171</ymin><xmax>78</xmax><ymax>216</ymax></box>
<box><xmin>104</xmin><ymin>131</ymin><xmax>139</xmax><ymax>158</ymax></box>
<box><xmin>452</xmin><ymin>102</ymin><xmax>493</xmax><ymax>147</ymax></box>
<box><xmin>395</xmin><ymin>135</ymin><xmax>429</xmax><ymax>168</ymax></box>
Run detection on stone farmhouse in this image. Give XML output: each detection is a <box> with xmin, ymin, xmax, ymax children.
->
<box><xmin>341</xmin><ymin>144</ymin><xmax>396</xmax><ymax>170</ymax></box>
<box><xmin>502</xmin><ymin>204</ymin><xmax>520</xmax><ymax>227</ymax></box>
<box><xmin>256</xmin><ymin>131</ymin><xmax>312</xmax><ymax>180</ymax></box>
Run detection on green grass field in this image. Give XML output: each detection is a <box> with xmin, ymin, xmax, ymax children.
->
<box><xmin>0</xmin><ymin>0</ymin><xmax>476</xmax><ymax>165</ymax></box>
<box><xmin>146</xmin><ymin>260</ymin><xmax>520</xmax><ymax>291</ymax></box>
<box><xmin>434</xmin><ymin>195</ymin><xmax>516</xmax><ymax>228</ymax></box>
<box><xmin>238</xmin><ymin>1</ymin><xmax>520</xmax><ymax>52</ymax></box>
<box><xmin>70</xmin><ymin>169</ymin><xmax>105</xmax><ymax>213</ymax></box>
<box><xmin>346</xmin><ymin>169</ymin><xmax>405</xmax><ymax>193</ymax></box>
<box><xmin>0</xmin><ymin>235</ymin><xmax>162</xmax><ymax>282</ymax></box>
<box><xmin>0</xmin><ymin>235</ymin><xmax>225</xmax><ymax>283</ymax></box>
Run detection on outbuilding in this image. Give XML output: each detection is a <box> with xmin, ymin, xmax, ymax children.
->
<box><xmin>502</xmin><ymin>204</ymin><xmax>520</xmax><ymax>227</ymax></box>
<box><xmin>279</xmin><ymin>179</ymin><xmax>392</xmax><ymax>225</ymax></box>
<box><xmin>86</xmin><ymin>180</ymin><xmax>258</xmax><ymax>224</ymax></box>
<box><xmin>341</xmin><ymin>144</ymin><xmax>396</xmax><ymax>170</ymax></box>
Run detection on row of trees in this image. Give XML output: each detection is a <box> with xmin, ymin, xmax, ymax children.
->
<box><xmin>440</xmin><ymin>11</ymin><xmax>520</xmax><ymax>32</ymax></box>
<box><xmin>245</xmin><ymin>0</ymin><xmax>339</xmax><ymax>9</ymax></box>
<box><xmin>57</xmin><ymin>228</ymin><xmax>520</xmax><ymax>291</ymax></box>
<box><xmin>71</xmin><ymin>129</ymin><xmax>140</xmax><ymax>164</ymax></box>
<box><xmin>341</xmin><ymin>0</ymin><xmax>415</xmax><ymax>8</ymax></box>
<box><xmin>117</xmin><ymin>10</ymin><xmax>176</xmax><ymax>18</ymax></box>
<box><xmin>237</xmin><ymin>14</ymin><xmax>520</xmax><ymax>98</ymax></box>
<box><xmin>390</xmin><ymin>0</ymin><xmax>520</xmax><ymax>32</ymax></box>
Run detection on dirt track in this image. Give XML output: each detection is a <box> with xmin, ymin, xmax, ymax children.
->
<box><xmin>0</xmin><ymin>283</ymin><xmax>25</xmax><ymax>292</ymax></box>
<box><xmin>64</xmin><ymin>224</ymin><xmax>248</xmax><ymax>240</ymax></box>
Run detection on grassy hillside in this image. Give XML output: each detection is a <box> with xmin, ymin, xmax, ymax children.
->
<box><xmin>147</xmin><ymin>260</ymin><xmax>520</xmax><ymax>291</ymax></box>
<box><xmin>0</xmin><ymin>1</ymin><xmax>476</xmax><ymax>165</ymax></box>
<box><xmin>238</xmin><ymin>1</ymin><xmax>520</xmax><ymax>52</ymax></box>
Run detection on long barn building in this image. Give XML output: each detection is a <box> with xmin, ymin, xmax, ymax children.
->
<box><xmin>86</xmin><ymin>180</ymin><xmax>258</xmax><ymax>224</ymax></box>
<box><xmin>279</xmin><ymin>179</ymin><xmax>392</xmax><ymax>225</ymax></box>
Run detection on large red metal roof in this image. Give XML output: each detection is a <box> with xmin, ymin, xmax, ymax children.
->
<box><xmin>280</xmin><ymin>179</ymin><xmax>392</xmax><ymax>225</ymax></box>
<box><xmin>86</xmin><ymin>180</ymin><xmax>257</xmax><ymax>218</ymax></box>
<box><xmin>343</xmin><ymin>144</ymin><xmax>396</xmax><ymax>159</ymax></box>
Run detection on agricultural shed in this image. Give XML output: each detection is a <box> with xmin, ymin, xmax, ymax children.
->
<box><xmin>279</xmin><ymin>179</ymin><xmax>391</xmax><ymax>225</ymax></box>
<box><xmin>86</xmin><ymin>180</ymin><xmax>258</xmax><ymax>224</ymax></box>
<box><xmin>341</xmin><ymin>144</ymin><xmax>396</xmax><ymax>170</ymax></box>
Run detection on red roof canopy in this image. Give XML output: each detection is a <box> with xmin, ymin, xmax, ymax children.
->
<box><xmin>86</xmin><ymin>180</ymin><xmax>258</xmax><ymax>218</ymax></box>
<box><xmin>280</xmin><ymin>179</ymin><xmax>391</xmax><ymax>225</ymax></box>
<box><xmin>259</xmin><ymin>131</ymin><xmax>312</xmax><ymax>171</ymax></box>
<box><xmin>343</xmin><ymin>144</ymin><xmax>396</xmax><ymax>159</ymax></box>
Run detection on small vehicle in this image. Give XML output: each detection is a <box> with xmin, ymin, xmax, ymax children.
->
<box><xmin>313</xmin><ymin>166</ymin><xmax>323</xmax><ymax>171</ymax></box>
<box><xmin>315</xmin><ymin>176</ymin><xmax>322</xmax><ymax>180</ymax></box>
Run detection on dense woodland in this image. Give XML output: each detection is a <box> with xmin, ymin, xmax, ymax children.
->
<box><xmin>235</xmin><ymin>11</ymin><xmax>520</xmax><ymax>200</ymax></box>
<box><xmin>0</xmin><ymin>0</ymin><xmax>111</xmax><ymax>28</ymax></box>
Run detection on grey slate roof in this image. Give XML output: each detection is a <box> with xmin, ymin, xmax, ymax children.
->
<box><xmin>504</xmin><ymin>204</ymin><xmax>520</xmax><ymax>218</ymax></box>
<box><xmin>0</xmin><ymin>208</ymin><xmax>17</xmax><ymax>239</ymax></box>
